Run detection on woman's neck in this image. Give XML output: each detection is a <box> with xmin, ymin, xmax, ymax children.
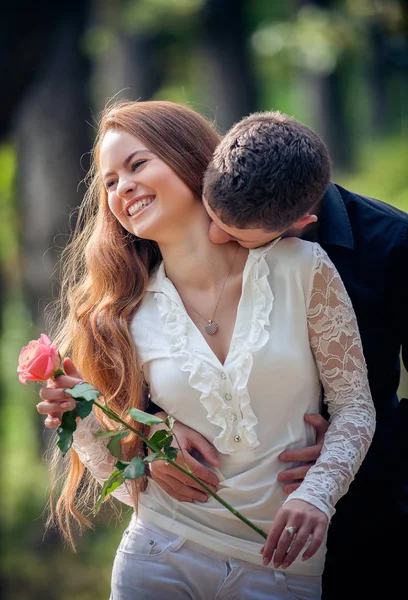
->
<box><xmin>158</xmin><ymin>213</ymin><xmax>246</xmax><ymax>291</ymax></box>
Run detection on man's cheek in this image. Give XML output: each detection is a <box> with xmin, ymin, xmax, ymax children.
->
<box><xmin>208</xmin><ymin>223</ymin><xmax>229</xmax><ymax>244</ymax></box>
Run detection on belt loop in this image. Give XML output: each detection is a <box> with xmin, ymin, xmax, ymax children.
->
<box><xmin>170</xmin><ymin>536</ymin><xmax>185</xmax><ymax>552</ymax></box>
<box><xmin>226</xmin><ymin>557</ymin><xmax>232</xmax><ymax>576</ymax></box>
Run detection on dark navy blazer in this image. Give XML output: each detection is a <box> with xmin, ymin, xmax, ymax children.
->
<box><xmin>315</xmin><ymin>183</ymin><xmax>408</xmax><ymax>510</ymax></box>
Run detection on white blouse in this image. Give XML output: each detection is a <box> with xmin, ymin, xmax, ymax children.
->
<box><xmin>73</xmin><ymin>238</ymin><xmax>375</xmax><ymax>576</ymax></box>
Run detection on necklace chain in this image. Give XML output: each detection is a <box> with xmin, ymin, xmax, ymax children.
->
<box><xmin>181</xmin><ymin>245</ymin><xmax>240</xmax><ymax>335</ymax></box>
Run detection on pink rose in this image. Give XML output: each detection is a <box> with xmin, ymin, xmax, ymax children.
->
<box><xmin>17</xmin><ymin>334</ymin><xmax>61</xmax><ymax>384</ymax></box>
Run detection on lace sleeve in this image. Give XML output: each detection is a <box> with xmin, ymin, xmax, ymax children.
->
<box><xmin>72</xmin><ymin>411</ymin><xmax>135</xmax><ymax>508</ymax></box>
<box><xmin>285</xmin><ymin>244</ymin><xmax>376</xmax><ymax>520</ymax></box>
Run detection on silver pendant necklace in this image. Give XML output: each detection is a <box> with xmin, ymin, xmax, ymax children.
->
<box><xmin>182</xmin><ymin>245</ymin><xmax>240</xmax><ymax>336</ymax></box>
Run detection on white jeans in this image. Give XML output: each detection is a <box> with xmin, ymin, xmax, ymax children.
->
<box><xmin>110</xmin><ymin>521</ymin><xmax>322</xmax><ymax>600</ymax></box>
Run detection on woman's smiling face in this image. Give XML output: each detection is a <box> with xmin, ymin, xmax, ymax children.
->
<box><xmin>100</xmin><ymin>128</ymin><xmax>197</xmax><ymax>242</ymax></box>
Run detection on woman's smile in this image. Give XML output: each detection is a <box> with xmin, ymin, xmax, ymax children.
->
<box><xmin>126</xmin><ymin>195</ymin><xmax>156</xmax><ymax>217</ymax></box>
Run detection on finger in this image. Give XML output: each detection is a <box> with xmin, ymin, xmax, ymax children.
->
<box><xmin>151</xmin><ymin>474</ymin><xmax>209</xmax><ymax>503</ymax></box>
<box><xmin>279</xmin><ymin>527</ymin><xmax>311</xmax><ymax>568</ymax></box>
<box><xmin>283</xmin><ymin>482</ymin><xmax>302</xmax><ymax>495</ymax></box>
<box><xmin>273</xmin><ymin>528</ymin><xmax>297</xmax><ymax>568</ymax></box>
<box><xmin>37</xmin><ymin>400</ymin><xmax>76</xmax><ymax>415</ymax></box>
<box><xmin>62</xmin><ymin>357</ymin><xmax>83</xmax><ymax>379</ymax></box>
<box><xmin>153</xmin><ymin>460</ymin><xmax>217</xmax><ymax>494</ymax></box>
<box><xmin>188</xmin><ymin>431</ymin><xmax>220</xmax><ymax>468</ymax></box>
<box><xmin>262</xmin><ymin>516</ymin><xmax>287</xmax><ymax>566</ymax></box>
<box><xmin>277</xmin><ymin>464</ymin><xmax>313</xmax><ymax>483</ymax></box>
<box><xmin>304</xmin><ymin>413</ymin><xmax>329</xmax><ymax>445</ymax></box>
<box><xmin>278</xmin><ymin>444</ymin><xmax>321</xmax><ymax>463</ymax></box>
<box><xmin>149</xmin><ymin>477</ymin><xmax>195</xmax><ymax>502</ymax></box>
<box><xmin>149</xmin><ymin>449</ymin><xmax>219</xmax><ymax>491</ymax></box>
<box><xmin>44</xmin><ymin>415</ymin><xmax>62</xmax><ymax>428</ymax></box>
<box><xmin>39</xmin><ymin>387</ymin><xmax>70</xmax><ymax>401</ymax></box>
<box><xmin>182</xmin><ymin>453</ymin><xmax>219</xmax><ymax>488</ymax></box>
<box><xmin>301</xmin><ymin>522</ymin><xmax>327</xmax><ymax>561</ymax></box>
<box><xmin>47</xmin><ymin>374</ymin><xmax>83</xmax><ymax>390</ymax></box>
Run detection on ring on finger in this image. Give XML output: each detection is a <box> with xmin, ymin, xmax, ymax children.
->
<box><xmin>285</xmin><ymin>525</ymin><xmax>298</xmax><ymax>538</ymax></box>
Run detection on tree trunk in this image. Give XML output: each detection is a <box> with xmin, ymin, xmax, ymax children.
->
<box><xmin>297</xmin><ymin>65</ymin><xmax>353</xmax><ymax>171</ymax></box>
<box><xmin>199</xmin><ymin>0</ymin><xmax>258</xmax><ymax>131</ymax></box>
<box><xmin>296</xmin><ymin>0</ymin><xmax>353</xmax><ymax>170</ymax></box>
<box><xmin>368</xmin><ymin>20</ymin><xmax>390</xmax><ymax>135</ymax></box>
<box><xmin>0</xmin><ymin>1</ymin><xmax>75</xmax><ymax>140</ymax></box>
<box><xmin>91</xmin><ymin>0</ymin><xmax>165</xmax><ymax>111</ymax></box>
<box><xmin>15</xmin><ymin>6</ymin><xmax>91</xmax><ymax>450</ymax></box>
<box><xmin>93</xmin><ymin>33</ymin><xmax>165</xmax><ymax>110</ymax></box>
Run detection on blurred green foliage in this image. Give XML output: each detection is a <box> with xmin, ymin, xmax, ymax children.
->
<box><xmin>0</xmin><ymin>146</ymin><xmax>18</xmax><ymax>269</ymax></box>
<box><xmin>336</xmin><ymin>137</ymin><xmax>408</xmax><ymax>212</ymax></box>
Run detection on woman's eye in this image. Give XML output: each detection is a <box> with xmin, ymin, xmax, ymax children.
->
<box><xmin>105</xmin><ymin>180</ymin><xmax>116</xmax><ymax>190</ymax></box>
<box><xmin>131</xmin><ymin>159</ymin><xmax>146</xmax><ymax>171</ymax></box>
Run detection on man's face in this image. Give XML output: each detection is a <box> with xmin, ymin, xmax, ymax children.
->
<box><xmin>203</xmin><ymin>197</ymin><xmax>284</xmax><ymax>249</ymax></box>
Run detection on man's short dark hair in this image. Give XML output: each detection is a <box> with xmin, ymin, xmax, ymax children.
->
<box><xmin>203</xmin><ymin>111</ymin><xmax>331</xmax><ymax>231</ymax></box>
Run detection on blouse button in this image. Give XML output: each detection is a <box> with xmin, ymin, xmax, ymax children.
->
<box><xmin>221</xmin><ymin>372</ymin><xmax>227</xmax><ymax>380</ymax></box>
<box><xmin>225</xmin><ymin>393</ymin><xmax>232</xmax><ymax>401</ymax></box>
<box><xmin>230</xmin><ymin>413</ymin><xmax>238</xmax><ymax>422</ymax></box>
<box><xmin>234</xmin><ymin>435</ymin><xmax>241</xmax><ymax>443</ymax></box>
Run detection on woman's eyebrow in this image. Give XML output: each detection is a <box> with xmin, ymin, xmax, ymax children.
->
<box><xmin>123</xmin><ymin>149</ymin><xmax>150</xmax><ymax>168</ymax></box>
<box><xmin>104</xmin><ymin>149</ymin><xmax>150</xmax><ymax>179</ymax></box>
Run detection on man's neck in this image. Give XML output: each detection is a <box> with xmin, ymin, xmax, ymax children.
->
<box><xmin>299</xmin><ymin>219</ymin><xmax>320</xmax><ymax>242</ymax></box>
<box><xmin>284</xmin><ymin>199</ymin><xmax>323</xmax><ymax>242</ymax></box>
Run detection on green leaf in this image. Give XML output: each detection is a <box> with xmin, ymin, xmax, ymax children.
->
<box><xmin>95</xmin><ymin>428</ymin><xmax>129</xmax><ymax>439</ymax></box>
<box><xmin>94</xmin><ymin>470</ymin><xmax>125</xmax><ymax>514</ymax></box>
<box><xmin>57</xmin><ymin>428</ymin><xmax>74</xmax><ymax>455</ymax></box>
<box><xmin>57</xmin><ymin>409</ymin><xmax>78</xmax><ymax>455</ymax></box>
<box><xmin>128</xmin><ymin>408</ymin><xmax>164</xmax><ymax>426</ymax></box>
<box><xmin>64</xmin><ymin>382</ymin><xmax>101</xmax><ymax>403</ymax></box>
<box><xmin>107</xmin><ymin>431</ymin><xmax>129</xmax><ymax>458</ymax></box>
<box><xmin>143</xmin><ymin>453</ymin><xmax>160</xmax><ymax>462</ymax></box>
<box><xmin>148</xmin><ymin>429</ymin><xmax>170</xmax><ymax>450</ymax></box>
<box><xmin>123</xmin><ymin>456</ymin><xmax>146</xmax><ymax>479</ymax></box>
<box><xmin>115</xmin><ymin>461</ymin><xmax>130</xmax><ymax>471</ymax></box>
<box><xmin>76</xmin><ymin>400</ymin><xmax>94</xmax><ymax>420</ymax></box>
<box><xmin>165</xmin><ymin>447</ymin><xmax>178</xmax><ymax>462</ymax></box>
<box><xmin>163</xmin><ymin>435</ymin><xmax>174</xmax><ymax>449</ymax></box>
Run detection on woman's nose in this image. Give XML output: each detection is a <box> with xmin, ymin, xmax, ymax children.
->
<box><xmin>117</xmin><ymin>178</ymin><xmax>137</xmax><ymax>198</ymax></box>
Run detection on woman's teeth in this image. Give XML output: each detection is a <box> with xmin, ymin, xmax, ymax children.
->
<box><xmin>128</xmin><ymin>196</ymin><xmax>155</xmax><ymax>216</ymax></box>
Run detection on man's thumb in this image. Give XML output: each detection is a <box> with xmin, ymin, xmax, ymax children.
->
<box><xmin>192</xmin><ymin>433</ymin><xmax>220</xmax><ymax>467</ymax></box>
<box><xmin>62</xmin><ymin>357</ymin><xmax>83</xmax><ymax>380</ymax></box>
<box><xmin>304</xmin><ymin>413</ymin><xmax>324</xmax><ymax>428</ymax></box>
<box><xmin>304</xmin><ymin>413</ymin><xmax>328</xmax><ymax>443</ymax></box>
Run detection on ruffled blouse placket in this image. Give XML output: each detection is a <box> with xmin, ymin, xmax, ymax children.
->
<box><xmin>151</xmin><ymin>239</ymin><xmax>280</xmax><ymax>455</ymax></box>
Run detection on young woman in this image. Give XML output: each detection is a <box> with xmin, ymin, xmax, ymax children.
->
<box><xmin>37</xmin><ymin>100</ymin><xmax>375</xmax><ymax>600</ymax></box>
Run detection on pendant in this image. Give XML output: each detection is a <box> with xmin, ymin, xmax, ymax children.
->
<box><xmin>204</xmin><ymin>321</ymin><xmax>218</xmax><ymax>335</ymax></box>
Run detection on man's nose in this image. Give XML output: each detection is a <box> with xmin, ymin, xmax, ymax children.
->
<box><xmin>209</xmin><ymin>222</ymin><xmax>233</xmax><ymax>244</ymax></box>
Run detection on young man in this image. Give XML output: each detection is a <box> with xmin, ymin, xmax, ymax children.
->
<box><xmin>149</xmin><ymin>111</ymin><xmax>408</xmax><ymax>600</ymax></box>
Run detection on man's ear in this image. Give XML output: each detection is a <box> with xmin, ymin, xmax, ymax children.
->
<box><xmin>292</xmin><ymin>213</ymin><xmax>318</xmax><ymax>229</ymax></box>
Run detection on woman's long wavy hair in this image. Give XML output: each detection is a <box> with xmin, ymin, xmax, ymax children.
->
<box><xmin>46</xmin><ymin>100</ymin><xmax>221</xmax><ymax>548</ymax></box>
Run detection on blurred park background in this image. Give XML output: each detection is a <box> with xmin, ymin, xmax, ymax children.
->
<box><xmin>1</xmin><ymin>0</ymin><xmax>408</xmax><ymax>598</ymax></box>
